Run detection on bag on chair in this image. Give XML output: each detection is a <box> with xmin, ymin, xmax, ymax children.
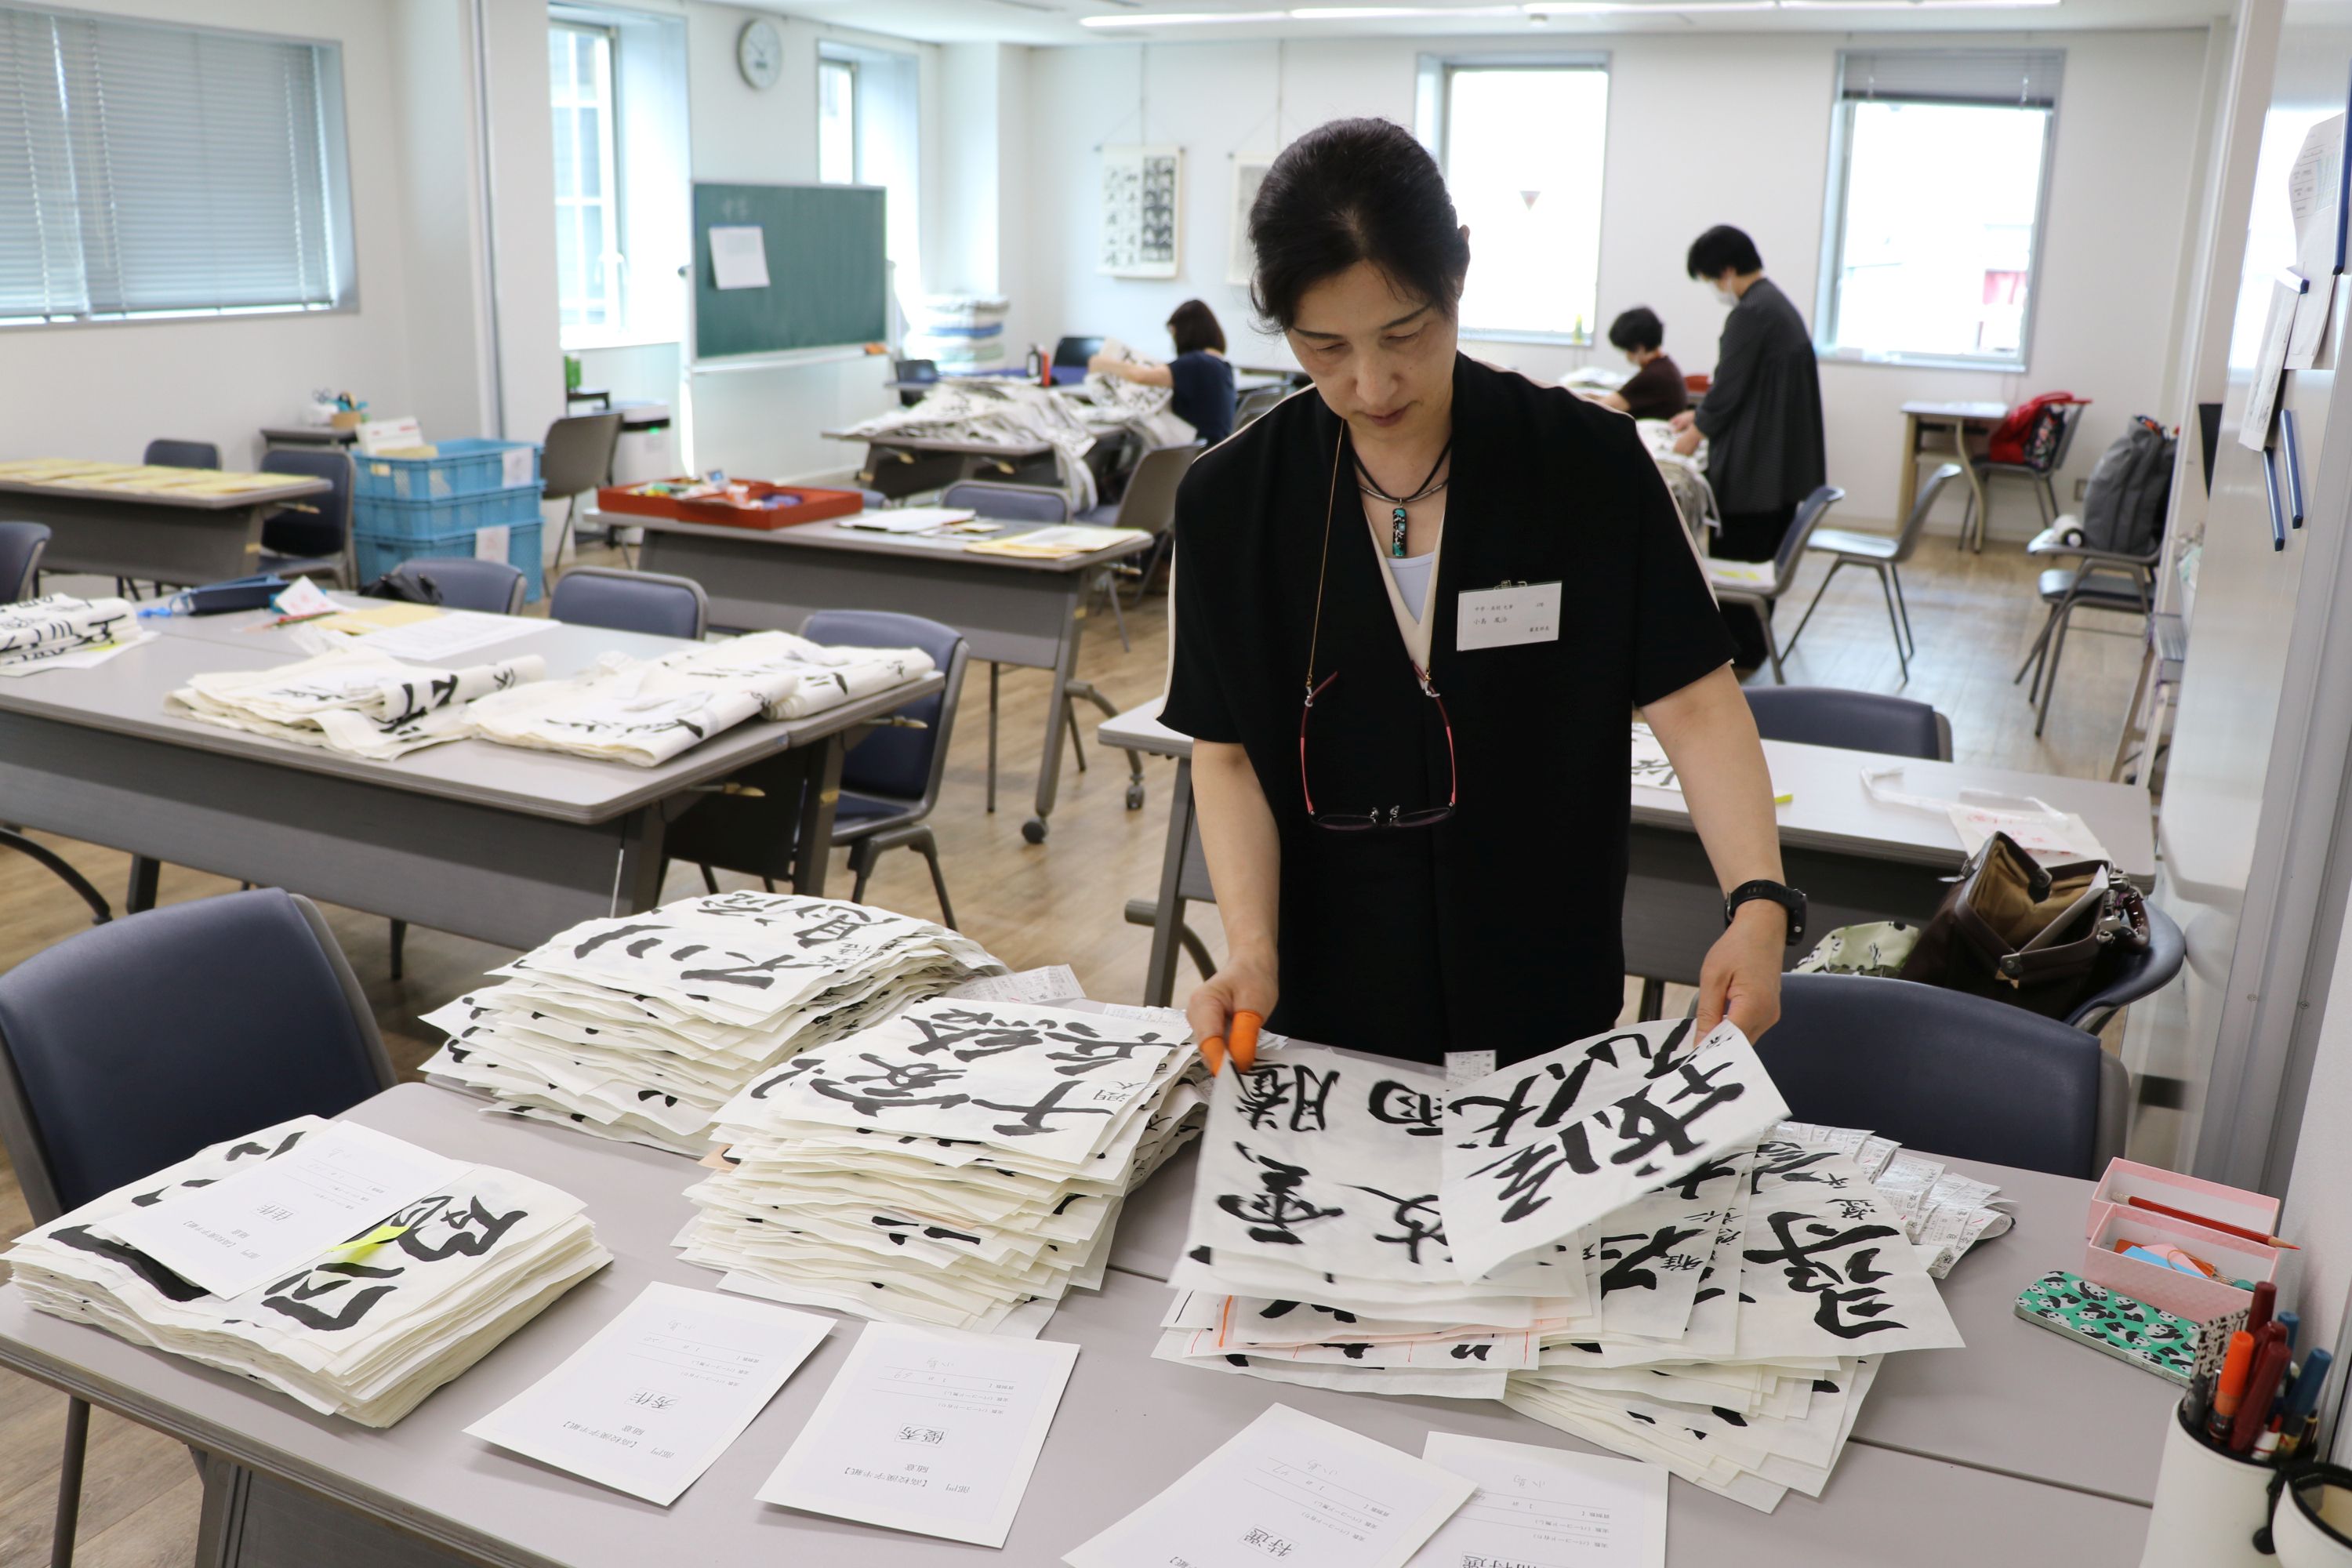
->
<box><xmin>1897</xmin><ymin>830</ymin><xmax>2150</xmax><ymax>1019</ymax></box>
<box><xmin>1987</xmin><ymin>391</ymin><xmax>2083</xmax><ymax>469</ymax></box>
<box><xmin>2068</xmin><ymin>417</ymin><xmax>2175</xmax><ymax>557</ymax></box>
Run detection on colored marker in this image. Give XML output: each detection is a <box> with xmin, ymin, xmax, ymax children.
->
<box><xmin>2278</xmin><ymin>1347</ymin><xmax>2334</xmax><ymax>1447</ymax></box>
<box><xmin>2125</xmin><ymin>1196</ymin><xmax>2297</xmax><ymax>1248</ymax></box>
<box><xmin>2247</xmin><ymin>1280</ymin><xmax>2278</xmax><ymax>1344</ymax></box>
<box><xmin>2185</xmin><ymin>1370</ymin><xmax>2214</xmax><ymax>1432</ymax></box>
<box><xmin>2232</xmin><ymin>1327</ymin><xmax>2292</xmax><ymax>1453</ymax></box>
<box><xmin>2210</xmin><ymin>1330</ymin><xmax>2256</xmax><ymax>1445</ymax></box>
<box><xmin>2278</xmin><ymin>1311</ymin><xmax>2301</xmax><ymax>1353</ymax></box>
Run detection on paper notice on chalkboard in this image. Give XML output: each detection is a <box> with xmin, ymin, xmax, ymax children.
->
<box><xmin>710</xmin><ymin>226</ymin><xmax>770</xmax><ymax>291</ymax></box>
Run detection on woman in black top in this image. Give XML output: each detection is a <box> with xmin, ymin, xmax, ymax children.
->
<box><xmin>1164</xmin><ymin>120</ymin><xmax>1798</xmax><ymax>1071</ymax></box>
<box><xmin>1593</xmin><ymin>307</ymin><xmax>1686</xmax><ymax>422</ymax></box>
<box><xmin>1089</xmin><ymin>299</ymin><xmax>1238</xmax><ymax>444</ymax></box>
<box><xmin>1671</xmin><ymin>225</ymin><xmax>1827</xmax><ymax>669</ymax></box>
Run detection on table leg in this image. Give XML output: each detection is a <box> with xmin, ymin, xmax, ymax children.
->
<box><xmin>125</xmin><ymin>854</ymin><xmax>160</xmax><ymax>914</ymax></box>
<box><xmin>1896</xmin><ymin>412</ymin><xmax>1923</xmax><ymax>540</ymax></box>
<box><xmin>1143</xmin><ymin>758</ymin><xmax>1196</xmax><ymax>1007</ymax></box>
<box><xmin>986</xmin><ymin>663</ymin><xmax>1000</xmax><ymax>815</ymax></box>
<box><xmin>1024</xmin><ymin>590</ymin><xmax>1084</xmax><ymax>844</ymax></box>
<box><xmin>609</xmin><ymin>806</ymin><xmax>669</xmax><ymax>915</ymax></box>
<box><xmin>793</xmin><ymin>735</ymin><xmax>847</xmax><ymax>895</ymax></box>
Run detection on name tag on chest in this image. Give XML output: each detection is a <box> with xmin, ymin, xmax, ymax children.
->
<box><xmin>1456</xmin><ymin>582</ymin><xmax>1563</xmax><ymax>651</ymax></box>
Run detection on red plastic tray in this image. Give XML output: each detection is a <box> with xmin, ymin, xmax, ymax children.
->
<box><xmin>597</xmin><ymin>478</ymin><xmax>866</xmax><ymax>531</ymax></box>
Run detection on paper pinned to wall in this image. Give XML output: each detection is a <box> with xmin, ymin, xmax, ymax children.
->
<box><xmin>2286</xmin><ymin>114</ymin><xmax>2347</xmax><ymax>370</ymax></box>
<box><xmin>710</xmin><ymin>225</ymin><xmax>770</xmax><ymax>291</ymax></box>
<box><xmin>2243</xmin><ymin>273</ymin><xmax>2301</xmax><ymax>451</ymax></box>
<box><xmin>474</xmin><ymin>524</ymin><xmax>510</xmax><ymax>564</ymax></box>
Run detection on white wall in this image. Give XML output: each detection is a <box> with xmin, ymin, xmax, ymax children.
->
<box><xmin>1020</xmin><ymin>27</ymin><xmax>2212</xmax><ymax>532</ymax></box>
<box><xmin>2285</xmin><ymin>878</ymin><xmax>2352</xmax><ymax>1461</ymax></box>
<box><xmin>3</xmin><ymin>0</ymin><xmax>417</xmax><ymax>471</ymax></box>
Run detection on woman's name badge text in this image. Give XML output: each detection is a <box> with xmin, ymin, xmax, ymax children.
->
<box><xmin>1457</xmin><ymin>582</ymin><xmax>1563</xmax><ymax>651</ymax></box>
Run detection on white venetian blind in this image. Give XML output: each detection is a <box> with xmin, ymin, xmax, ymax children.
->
<box><xmin>1837</xmin><ymin>49</ymin><xmax>2065</xmax><ymax>111</ymax></box>
<box><xmin>0</xmin><ymin>5</ymin><xmax>341</xmax><ymax>321</ymax></box>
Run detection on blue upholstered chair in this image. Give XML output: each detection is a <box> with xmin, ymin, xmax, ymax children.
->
<box><xmin>1744</xmin><ymin>687</ymin><xmax>1952</xmax><ymax>761</ymax></box>
<box><xmin>550</xmin><ymin>564</ymin><xmax>708</xmax><ymax>641</ymax></box>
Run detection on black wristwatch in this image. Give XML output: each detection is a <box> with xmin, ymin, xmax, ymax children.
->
<box><xmin>1725</xmin><ymin>879</ymin><xmax>1807</xmax><ymax>944</ymax></box>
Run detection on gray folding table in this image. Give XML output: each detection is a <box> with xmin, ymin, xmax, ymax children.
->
<box><xmin>1096</xmin><ymin>698</ymin><xmax>2157</xmax><ymax>1010</ymax></box>
<box><xmin>0</xmin><ymin>1082</ymin><xmax>2154</xmax><ymax>1566</ymax></box>
<box><xmin>630</xmin><ymin>514</ymin><xmax>1155</xmax><ymax>842</ymax></box>
<box><xmin>0</xmin><ymin>605</ymin><xmax>941</xmax><ymax>946</ymax></box>
<box><xmin>0</xmin><ymin>467</ymin><xmax>332</xmax><ymax>588</ymax></box>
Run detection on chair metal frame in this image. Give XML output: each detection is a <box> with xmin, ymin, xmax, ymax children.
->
<box><xmin>2013</xmin><ymin>521</ymin><xmax>2165</xmax><ymax>739</ymax></box>
<box><xmin>2</xmin><ymin>519</ymin><xmax>49</xmax><ymax>601</ymax></box>
<box><xmin>1704</xmin><ymin>483</ymin><xmax>1846</xmax><ymax>685</ymax></box>
<box><xmin>543</xmin><ymin>412</ymin><xmax>624</xmax><ymax>569</ymax></box>
<box><xmin>1962</xmin><ymin>399</ymin><xmax>2089</xmax><ymax>543</ymax></box>
<box><xmin>1783</xmin><ymin>464</ymin><xmax>1964</xmax><ymax>685</ymax></box>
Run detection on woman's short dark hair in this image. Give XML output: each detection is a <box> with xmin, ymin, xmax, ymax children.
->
<box><xmin>1686</xmin><ymin>225</ymin><xmax>1763</xmax><ymax>281</ymax></box>
<box><xmin>1607</xmin><ymin>307</ymin><xmax>1664</xmax><ymax>354</ymax></box>
<box><xmin>1248</xmin><ymin>118</ymin><xmax>1470</xmax><ymax>331</ymax></box>
<box><xmin>1167</xmin><ymin>299</ymin><xmax>1225</xmax><ymax>356</ymax></box>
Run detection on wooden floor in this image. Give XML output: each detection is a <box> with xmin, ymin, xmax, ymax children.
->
<box><xmin>0</xmin><ymin>529</ymin><xmax>2142</xmax><ymax>1566</ymax></box>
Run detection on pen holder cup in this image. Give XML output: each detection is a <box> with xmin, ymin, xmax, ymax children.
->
<box><xmin>2141</xmin><ymin>1399</ymin><xmax>2280</xmax><ymax>1568</ymax></box>
<box><xmin>2268</xmin><ymin>1465</ymin><xmax>2352</xmax><ymax>1566</ymax></box>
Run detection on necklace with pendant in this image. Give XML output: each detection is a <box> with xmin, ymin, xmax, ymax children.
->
<box><xmin>1356</xmin><ymin>439</ymin><xmax>1453</xmax><ymax>557</ymax></box>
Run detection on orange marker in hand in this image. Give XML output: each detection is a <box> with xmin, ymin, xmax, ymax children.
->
<box><xmin>1203</xmin><ymin>1010</ymin><xmax>1265</xmax><ymax>1076</ymax></box>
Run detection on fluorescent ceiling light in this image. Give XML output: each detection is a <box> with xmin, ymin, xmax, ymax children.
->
<box><xmin>1292</xmin><ymin>5</ymin><xmax>1521</xmax><ymax>16</ymax></box>
<box><xmin>1080</xmin><ymin>9</ymin><xmax>1289</xmax><ymax>25</ymax></box>
<box><xmin>1523</xmin><ymin>2</ymin><xmax>1777</xmax><ymax>13</ymax></box>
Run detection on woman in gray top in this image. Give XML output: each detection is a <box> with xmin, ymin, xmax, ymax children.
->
<box><xmin>1671</xmin><ymin>225</ymin><xmax>1827</xmax><ymax>669</ymax></box>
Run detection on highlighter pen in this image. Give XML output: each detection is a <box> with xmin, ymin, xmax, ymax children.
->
<box><xmin>2232</xmin><ymin>1327</ymin><xmax>2292</xmax><ymax>1454</ymax></box>
<box><xmin>2209</xmin><ymin>1330</ymin><xmax>2256</xmax><ymax>1446</ymax></box>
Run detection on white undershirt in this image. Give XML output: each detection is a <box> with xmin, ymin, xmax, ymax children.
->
<box><xmin>1386</xmin><ymin>551</ymin><xmax>1436</xmax><ymax>622</ymax></box>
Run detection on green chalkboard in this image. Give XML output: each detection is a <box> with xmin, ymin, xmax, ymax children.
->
<box><xmin>691</xmin><ymin>182</ymin><xmax>887</xmax><ymax>360</ymax></box>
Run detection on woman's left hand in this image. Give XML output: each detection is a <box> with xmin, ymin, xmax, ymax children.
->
<box><xmin>1694</xmin><ymin>902</ymin><xmax>1784</xmax><ymax>1040</ymax></box>
<box><xmin>1671</xmin><ymin>424</ymin><xmax>1702</xmax><ymax>457</ymax></box>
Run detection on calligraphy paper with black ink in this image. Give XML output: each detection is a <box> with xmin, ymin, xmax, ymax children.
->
<box><xmin>2</xmin><ymin>1116</ymin><xmax>610</xmax><ymax>1427</ymax></box>
<box><xmin>0</xmin><ymin>593</ymin><xmax>134</xmax><ymax>665</ymax></box>
<box><xmin>1443</xmin><ymin>1019</ymin><xmax>1788</xmax><ymax>1280</ymax></box>
<box><xmin>171</xmin><ymin>647</ymin><xmax>546</xmax><ymax>760</ymax></box>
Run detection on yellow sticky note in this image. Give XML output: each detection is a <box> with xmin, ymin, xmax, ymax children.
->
<box><xmin>313</xmin><ymin>603</ymin><xmax>444</xmax><ymax>633</ymax></box>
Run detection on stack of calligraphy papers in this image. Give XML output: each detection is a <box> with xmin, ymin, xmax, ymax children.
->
<box><xmin>421</xmin><ymin>891</ymin><xmax>1004</xmax><ymax>1155</ymax></box>
<box><xmin>170</xmin><ymin>647</ymin><xmax>545</xmax><ymax>760</ymax></box>
<box><xmin>680</xmin><ymin>998</ymin><xmax>1207</xmax><ymax>1334</ymax></box>
<box><xmin>1158</xmin><ymin>1020</ymin><xmax>1965</xmax><ymax>1512</ymax></box>
<box><xmin>0</xmin><ymin>594</ymin><xmax>140</xmax><ymax>672</ymax></box>
<box><xmin>1773</xmin><ymin>1120</ymin><xmax>2016</xmax><ymax>1277</ymax></box>
<box><xmin>2</xmin><ymin>1116</ymin><xmax>608</xmax><ymax>1427</ymax></box>
<box><xmin>463</xmin><ymin>631</ymin><xmax>934</xmax><ymax>767</ymax></box>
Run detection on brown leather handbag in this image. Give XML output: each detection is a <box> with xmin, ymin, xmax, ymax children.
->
<box><xmin>1897</xmin><ymin>830</ymin><xmax>2150</xmax><ymax>1019</ymax></box>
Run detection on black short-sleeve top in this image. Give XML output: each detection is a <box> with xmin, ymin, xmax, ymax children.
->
<box><xmin>1162</xmin><ymin>354</ymin><xmax>1736</xmax><ymax>1065</ymax></box>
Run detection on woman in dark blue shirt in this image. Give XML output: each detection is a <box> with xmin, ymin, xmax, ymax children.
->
<box><xmin>1089</xmin><ymin>299</ymin><xmax>1237</xmax><ymax>444</ymax></box>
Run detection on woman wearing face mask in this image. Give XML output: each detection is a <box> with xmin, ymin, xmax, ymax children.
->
<box><xmin>1670</xmin><ymin>224</ymin><xmax>1827</xmax><ymax>671</ymax></box>
<box><xmin>1163</xmin><ymin>120</ymin><xmax>1799</xmax><ymax>1073</ymax></box>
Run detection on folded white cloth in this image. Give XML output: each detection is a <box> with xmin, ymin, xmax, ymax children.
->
<box><xmin>0</xmin><ymin>594</ymin><xmax>136</xmax><ymax>666</ymax></box>
<box><xmin>171</xmin><ymin>648</ymin><xmax>546</xmax><ymax>760</ymax></box>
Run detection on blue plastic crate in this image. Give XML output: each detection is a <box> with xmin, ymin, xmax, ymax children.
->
<box><xmin>354</xmin><ymin>521</ymin><xmax>544</xmax><ymax>604</ymax></box>
<box><xmin>354</xmin><ymin>438</ymin><xmax>542</xmax><ymax>503</ymax></box>
<box><xmin>354</xmin><ymin>482</ymin><xmax>543</xmax><ymax>542</ymax></box>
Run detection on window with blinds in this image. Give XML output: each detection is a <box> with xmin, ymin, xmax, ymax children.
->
<box><xmin>1817</xmin><ymin>49</ymin><xmax>2063</xmax><ymax>369</ymax></box>
<box><xmin>0</xmin><ymin>5</ymin><xmax>352</xmax><ymax>325</ymax></box>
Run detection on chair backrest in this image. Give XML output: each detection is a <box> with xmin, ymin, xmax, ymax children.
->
<box><xmin>895</xmin><ymin>358</ymin><xmax>939</xmax><ymax>386</ymax></box>
<box><xmin>1769</xmin><ymin>484</ymin><xmax>1846</xmax><ymax>583</ymax></box>
<box><xmin>389</xmin><ymin>555</ymin><xmax>525</xmax><ymax>614</ymax></box>
<box><xmin>2049</xmin><ymin>400</ymin><xmax>2089</xmax><ymax>473</ymax></box>
<box><xmin>1236</xmin><ymin>387</ymin><xmax>1286</xmax><ymax>427</ymax></box>
<box><xmin>0</xmin><ymin>889</ymin><xmax>394</xmax><ymax>1222</ymax></box>
<box><xmin>144</xmin><ymin>438</ymin><xmax>220</xmax><ymax>470</ymax></box>
<box><xmin>550</xmin><ymin>564</ymin><xmax>708</xmax><ymax>640</ymax></box>
<box><xmin>0</xmin><ymin>521</ymin><xmax>49</xmax><ymax>601</ymax></box>
<box><xmin>1758</xmin><ymin>973</ymin><xmax>2124</xmax><ymax>1178</ymax></box>
<box><xmin>800</xmin><ymin>609</ymin><xmax>968</xmax><ymax>808</ymax></box>
<box><xmin>259</xmin><ymin>447</ymin><xmax>353</xmax><ymax>560</ymax></box>
<box><xmin>1053</xmin><ymin>336</ymin><xmax>1103</xmax><ymax>371</ymax></box>
<box><xmin>2067</xmin><ymin>900</ymin><xmax>2186</xmax><ymax>1033</ymax></box>
<box><xmin>942</xmin><ymin>481</ymin><xmax>1069</xmax><ymax>524</ymax></box>
<box><xmin>1744</xmin><ymin>687</ymin><xmax>1951</xmax><ymax>760</ymax></box>
<box><xmin>1889</xmin><ymin>463</ymin><xmax>1965</xmax><ymax>564</ymax></box>
<box><xmin>540</xmin><ymin>412</ymin><xmax>623</xmax><ymax>499</ymax></box>
<box><xmin>1113</xmin><ymin>444</ymin><xmax>1203</xmax><ymax>536</ymax></box>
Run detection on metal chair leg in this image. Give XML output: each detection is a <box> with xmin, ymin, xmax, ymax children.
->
<box><xmin>388</xmin><ymin>919</ymin><xmax>406</xmax><ymax>981</ymax></box>
<box><xmin>1066</xmin><ymin>678</ymin><xmax>1146</xmax><ymax>808</ymax></box>
<box><xmin>1782</xmin><ymin>557</ymin><xmax>1849</xmax><ymax>658</ymax></box>
<box><xmin>1065</xmin><ymin>693</ymin><xmax>1089</xmax><ymax>773</ymax></box>
<box><xmin>1889</xmin><ymin>564</ymin><xmax>1917</xmax><ymax>658</ymax></box>
<box><xmin>0</xmin><ymin>829</ymin><xmax>111</xmax><ymax>924</ymax></box>
<box><xmin>53</xmin><ymin>1394</ymin><xmax>89</xmax><ymax>1568</ymax></box>
<box><xmin>2035</xmin><ymin>603</ymin><xmax>2077</xmax><ymax>738</ymax></box>
<box><xmin>1756</xmin><ymin>602</ymin><xmax>1785</xmax><ymax>685</ymax></box>
<box><xmin>985</xmin><ymin>664</ymin><xmax>1000</xmax><ymax>815</ymax></box>
<box><xmin>1106</xmin><ymin>576</ymin><xmax>1131</xmax><ymax>652</ymax></box>
<box><xmin>849</xmin><ymin>840</ymin><xmax>877</xmax><ymax>904</ymax></box>
<box><xmin>1875</xmin><ymin>564</ymin><xmax>1909</xmax><ymax>683</ymax></box>
<box><xmin>1637</xmin><ymin>978</ymin><xmax>1666</xmax><ymax>1022</ymax></box>
<box><xmin>1177</xmin><ymin>923</ymin><xmax>1218</xmax><ymax>982</ymax></box>
<box><xmin>700</xmin><ymin>863</ymin><xmax>720</xmax><ymax>895</ymax></box>
<box><xmin>915</xmin><ymin>828</ymin><xmax>956</xmax><ymax>930</ymax></box>
<box><xmin>2015</xmin><ymin>604</ymin><xmax>2062</xmax><ymax>690</ymax></box>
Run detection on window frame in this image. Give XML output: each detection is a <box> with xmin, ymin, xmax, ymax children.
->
<box><xmin>0</xmin><ymin>6</ymin><xmax>358</xmax><ymax>330</ymax></box>
<box><xmin>1813</xmin><ymin>60</ymin><xmax>2062</xmax><ymax>373</ymax></box>
<box><xmin>1415</xmin><ymin>50</ymin><xmax>1610</xmax><ymax>349</ymax></box>
<box><xmin>550</xmin><ymin>16</ymin><xmax>625</xmax><ymax>347</ymax></box>
<box><xmin>818</xmin><ymin>54</ymin><xmax>859</xmax><ymax>186</ymax></box>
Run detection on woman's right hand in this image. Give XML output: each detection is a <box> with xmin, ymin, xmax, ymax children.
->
<box><xmin>1185</xmin><ymin>947</ymin><xmax>1279</xmax><ymax>1075</ymax></box>
<box><xmin>1668</xmin><ymin>409</ymin><xmax>1696</xmax><ymax>432</ymax></box>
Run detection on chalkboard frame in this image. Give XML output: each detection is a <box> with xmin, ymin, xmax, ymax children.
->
<box><xmin>690</xmin><ymin>180</ymin><xmax>888</xmax><ymax>361</ymax></box>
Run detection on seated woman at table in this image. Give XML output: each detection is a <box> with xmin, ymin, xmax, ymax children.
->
<box><xmin>1585</xmin><ymin>307</ymin><xmax>1688</xmax><ymax>422</ymax></box>
<box><xmin>1087</xmin><ymin>299</ymin><xmax>1239</xmax><ymax>445</ymax></box>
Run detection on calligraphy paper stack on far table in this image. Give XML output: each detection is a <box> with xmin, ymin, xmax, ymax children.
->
<box><xmin>680</xmin><ymin>997</ymin><xmax>1207</xmax><ymax>1335</ymax></box>
<box><xmin>1158</xmin><ymin>1020</ymin><xmax>1964</xmax><ymax>1512</ymax></box>
<box><xmin>420</xmin><ymin>891</ymin><xmax>1004</xmax><ymax>1154</ymax></box>
<box><xmin>2</xmin><ymin>1116</ymin><xmax>610</xmax><ymax>1427</ymax></box>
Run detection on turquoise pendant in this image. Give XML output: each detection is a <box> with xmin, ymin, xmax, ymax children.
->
<box><xmin>1390</xmin><ymin>505</ymin><xmax>1408</xmax><ymax>557</ymax></box>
